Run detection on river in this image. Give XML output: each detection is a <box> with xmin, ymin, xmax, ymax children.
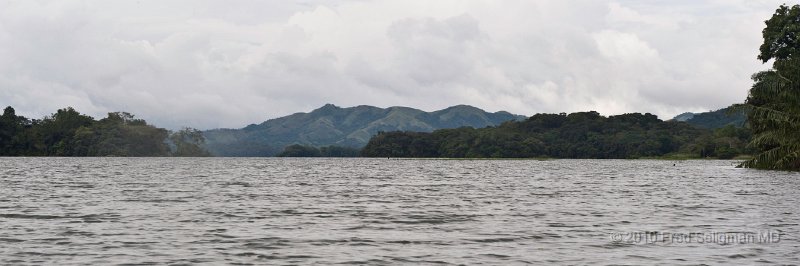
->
<box><xmin>0</xmin><ymin>158</ymin><xmax>798</xmax><ymax>264</ymax></box>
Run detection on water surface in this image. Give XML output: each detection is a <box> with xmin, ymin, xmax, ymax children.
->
<box><xmin>1</xmin><ymin>158</ymin><xmax>798</xmax><ymax>265</ymax></box>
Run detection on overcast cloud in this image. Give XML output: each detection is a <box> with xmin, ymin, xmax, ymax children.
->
<box><xmin>0</xmin><ymin>0</ymin><xmax>786</xmax><ymax>129</ymax></box>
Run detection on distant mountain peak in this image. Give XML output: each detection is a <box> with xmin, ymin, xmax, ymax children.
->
<box><xmin>442</xmin><ymin>104</ymin><xmax>480</xmax><ymax>111</ymax></box>
<box><xmin>203</xmin><ymin>104</ymin><xmax>526</xmax><ymax>156</ymax></box>
<box><xmin>313</xmin><ymin>103</ymin><xmax>341</xmax><ymax>112</ymax></box>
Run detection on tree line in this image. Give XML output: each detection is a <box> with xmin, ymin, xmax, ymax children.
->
<box><xmin>738</xmin><ymin>4</ymin><xmax>800</xmax><ymax>170</ymax></box>
<box><xmin>0</xmin><ymin>106</ymin><xmax>209</xmax><ymax>157</ymax></box>
<box><xmin>361</xmin><ymin>112</ymin><xmax>751</xmax><ymax>159</ymax></box>
<box><xmin>277</xmin><ymin>144</ymin><xmax>361</xmax><ymax>157</ymax></box>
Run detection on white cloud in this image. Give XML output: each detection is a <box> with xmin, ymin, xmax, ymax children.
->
<box><xmin>0</xmin><ymin>0</ymin><xmax>786</xmax><ymax>129</ymax></box>
<box><xmin>594</xmin><ymin>30</ymin><xmax>659</xmax><ymax>61</ymax></box>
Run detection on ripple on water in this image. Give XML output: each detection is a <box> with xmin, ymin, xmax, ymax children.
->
<box><xmin>0</xmin><ymin>158</ymin><xmax>798</xmax><ymax>265</ymax></box>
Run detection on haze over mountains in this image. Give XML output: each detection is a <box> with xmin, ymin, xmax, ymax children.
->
<box><xmin>203</xmin><ymin>104</ymin><xmax>526</xmax><ymax>156</ymax></box>
<box><xmin>670</xmin><ymin>106</ymin><xmax>746</xmax><ymax>129</ymax></box>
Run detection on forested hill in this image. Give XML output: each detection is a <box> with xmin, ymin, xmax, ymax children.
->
<box><xmin>362</xmin><ymin>111</ymin><xmax>752</xmax><ymax>159</ymax></box>
<box><xmin>202</xmin><ymin>104</ymin><xmax>525</xmax><ymax>156</ymax></box>
<box><xmin>671</xmin><ymin>106</ymin><xmax>746</xmax><ymax>129</ymax></box>
<box><xmin>0</xmin><ymin>106</ymin><xmax>209</xmax><ymax>157</ymax></box>
<box><xmin>1</xmin><ymin>105</ymin><xmax>751</xmax><ymax>158</ymax></box>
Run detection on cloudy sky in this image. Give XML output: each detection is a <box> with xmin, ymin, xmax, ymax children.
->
<box><xmin>0</xmin><ymin>0</ymin><xmax>787</xmax><ymax>129</ymax></box>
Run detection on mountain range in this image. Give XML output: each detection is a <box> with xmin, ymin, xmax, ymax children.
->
<box><xmin>670</xmin><ymin>106</ymin><xmax>746</xmax><ymax>129</ymax></box>
<box><xmin>203</xmin><ymin>104</ymin><xmax>526</xmax><ymax>156</ymax></box>
<box><xmin>202</xmin><ymin>103</ymin><xmax>747</xmax><ymax>157</ymax></box>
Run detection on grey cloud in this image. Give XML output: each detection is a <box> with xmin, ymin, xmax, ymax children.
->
<box><xmin>0</xmin><ymin>0</ymin><xmax>787</xmax><ymax>129</ymax></box>
<box><xmin>386</xmin><ymin>14</ymin><xmax>482</xmax><ymax>86</ymax></box>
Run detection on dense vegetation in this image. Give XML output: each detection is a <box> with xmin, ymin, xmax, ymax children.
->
<box><xmin>277</xmin><ymin>144</ymin><xmax>361</xmax><ymax>157</ymax></box>
<box><xmin>739</xmin><ymin>4</ymin><xmax>800</xmax><ymax>170</ymax></box>
<box><xmin>362</xmin><ymin>112</ymin><xmax>751</xmax><ymax>159</ymax></box>
<box><xmin>203</xmin><ymin>104</ymin><xmax>524</xmax><ymax>157</ymax></box>
<box><xmin>677</xmin><ymin>107</ymin><xmax>746</xmax><ymax>129</ymax></box>
<box><xmin>1</xmin><ymin>105</ymin><xmax>755</xmax><ymax>159</ymax></box>
<box><xmin>0</xmin><ymin>106</ymin><xmax>209</xmax><ymax>157</ymax></box>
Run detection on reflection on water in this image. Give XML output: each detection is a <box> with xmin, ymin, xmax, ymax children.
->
<box><xmin>0</xmin><ymin>158</ymin><xmax>798</xmax><ymax>264</ymax></box>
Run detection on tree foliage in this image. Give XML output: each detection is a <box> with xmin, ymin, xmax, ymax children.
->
<box><xmin>362</xmin><ymin>112</ymin><xmax>751</xmax><ymax>159</ymax></box>
<box><xmin>278</xmin><ymin>144</ymin><xmax>322</xmax><ymax>157</ymax></box>
<box><xmin>0</xmin><ymin>106</ymin><xmax>210</xmax><ymax>157</ymax></box>
<box><xmin>277</xmin><ymin>144</ymin><xmax>361</xmax><ymax>157</ymax></box>
<box><xmin>681</xmin><ymin>107</ymin><xmax>746</xmax><ymax>129</ymax></box>
<box><xmin>759</xmin><ymin>4</ymin><xmax>800</xmax><ymax>63</ymax></box>
<box><xmin>170</xmin><ymin>128</ymin><xmax>211</xmax><ymax>157</ymax></box>
<box><xmin>740</xmin><ymin>4</ymin><xmax>800</xmax><ymax>170</ymax></box>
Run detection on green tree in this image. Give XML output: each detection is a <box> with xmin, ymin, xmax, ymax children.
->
<box><xmin>32</xmin><ymin>107</ymin><xmax>95</xmax><ymax>155</ymax></box>
<box><xmin>0</xmin><ymin>106</ymin><xmax>194</xmax><ymax>157</ymax></box>
<box><xmin>759</xmin><ymin>4</ymin><xmax>800</xmax><ymax>63</ymax></box>
<box><xmin>740</xmin><ymin>4</ymin><xmax>800</xmax><ymax>170</ymax></box>
<box><xmin>361</xmin><ymin>110</ymin><xmax>717</xmax><ymax>159</ymax></box>
<box><xmin>0</xmin><ymin>106</ymin><xmax>28</xmax><ymax>155</ymax></box>
<box><xmin>170</xmin><ymin>128</ymin><xmax>211</xmax><ymax>157</ymax></box>
<box><xmin>278</xmin><ymin>144</ymin><xmax>322</xmax><ymax>157</ymax></box>
<box><xmin>80</xmin><ymin>112</ymin><xmax>171</xmax><ymax>156</ymax></box>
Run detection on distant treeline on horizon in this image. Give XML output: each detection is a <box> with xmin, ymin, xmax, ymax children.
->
<box><xmin>0</xmin><ymin>105</ymin><xmax>750</xmax><ymax>159</ymax></box>
<box><xmin>360</xmin><ymin>110</ymin><xmax>751</xmax><ymax>159</ymax></box>
<box><xmin>0</xmin><ymin>103</ymin><xmax>750</xmax><ymax>158</ymax></box>
<box><xmin>0</xmin><ymin>106</ymin><xmax>209</xmax><ymax>157</ymax></box>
